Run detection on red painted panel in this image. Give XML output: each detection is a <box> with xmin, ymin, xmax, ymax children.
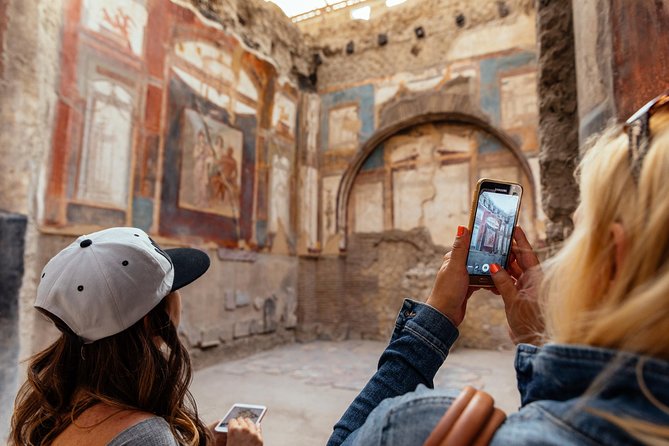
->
<box><xmin>145</xmin><ymin>0</ymin><xmax>169</xmax><ymax>78</ymax></box>
<box><xmin>44</xmin><ymin>101</ymin><xmax>72</xmax><ymax>223</ymax></box>
<box><xmin>59</xmin><ymin>0</ymin><xmax>83</xmax><ymax>98</ymax></box>
<box><xmin>611</xmin><ymin>0</ymin><xmax>669</xmax><ymax>119</ymax></box>
<box><xmin>145</xmin><ymin>84</ymin><xmax>163</xmax><ymax>132</ymax></box>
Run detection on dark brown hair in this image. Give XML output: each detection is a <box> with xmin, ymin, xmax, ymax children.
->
<box><xmin>10</xmin><ymin>299</ymin><xmax>211</xmax><ymax>445</ymax></box>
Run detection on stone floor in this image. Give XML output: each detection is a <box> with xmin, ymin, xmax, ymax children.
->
<box><xmin>191</xmin><ymin>341</ymin><xmax>518</xmax><ymax>446</ymax></box>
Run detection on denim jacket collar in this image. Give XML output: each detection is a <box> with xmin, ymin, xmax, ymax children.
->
<box><xmin>515</xmin><ymin>343</ymin><xmax>669</xmax><ymax>414</ymax></box>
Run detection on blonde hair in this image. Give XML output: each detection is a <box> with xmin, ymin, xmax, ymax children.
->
<box><xmin>543</xmin><ymin>110</ymin><xmax>669</xmax><ymax>356</ymax></box>
<box><xmin>540</xmin><ymin>110</ymin><xmax>669</xmax><ymax>443</ymax></box>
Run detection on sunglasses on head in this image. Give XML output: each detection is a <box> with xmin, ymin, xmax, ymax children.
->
<box><xmin>624</xmin><ymin>92</ymin><xmax>669</xmax><ymax>183</ymax></box>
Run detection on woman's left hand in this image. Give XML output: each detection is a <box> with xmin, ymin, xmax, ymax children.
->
<box><xmin>426</xmin><ymin>226</ymin><xmax>479</xmax><ymax>326</ymax></box>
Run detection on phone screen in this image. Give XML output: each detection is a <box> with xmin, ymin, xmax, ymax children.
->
<box><xmin>466</xmin><ymin>190</ymin><xmax>520</xmax><ymax>276</ymax></box>
<box><xmin>215</xmin><ymin>405</ymin><xmax>266</xmax><ymax>432</ymax></box>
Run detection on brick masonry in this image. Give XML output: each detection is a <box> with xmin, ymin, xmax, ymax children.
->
<box><xmin>297</xmin><ymin>228</ymin><xmax>513</xmax><ymax>349</ymax></box>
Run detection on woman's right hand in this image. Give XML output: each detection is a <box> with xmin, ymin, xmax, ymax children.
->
<box><xmin>490</xmin><ymin>226</ymin><xmax>544</xmax><ymax>345</ymax></box>
<box><xmin>226</xmin><ymin>418</ymin><xmax>263</xmax><ymax>446</ymax></box>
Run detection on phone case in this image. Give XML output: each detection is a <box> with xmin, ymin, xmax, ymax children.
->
<box><xmin>466</xmin><ymin>178</ymin><xmax>523</xmax><ymax>287</ymax></box>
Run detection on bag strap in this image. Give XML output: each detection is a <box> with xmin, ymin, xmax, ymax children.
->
<box><xmin>423</xmin><ymin>386</ymin><xmax>506</xmax><ymax>446</ymax></box>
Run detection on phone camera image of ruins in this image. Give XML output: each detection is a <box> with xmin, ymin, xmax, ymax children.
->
<box><xmin>467</xmin><ymin>191</ymin><xmax>519</xmax><ymax>275</ymax></box>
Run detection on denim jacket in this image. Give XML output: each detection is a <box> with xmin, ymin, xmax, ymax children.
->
<box><xmin>327</xmin><ymin>299</ymin><xmax>669</xmax><ymax>446</ymax></box>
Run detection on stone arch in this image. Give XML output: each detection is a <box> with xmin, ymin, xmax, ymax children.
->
<box><xmin>336</xmin><ymin>78</ymin><xmax>537</xmax><ymax>249</ymax></box>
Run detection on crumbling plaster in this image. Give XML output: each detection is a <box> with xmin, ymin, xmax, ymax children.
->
<box><xmin>300</xmin><ymin>0</ymin><xmax>535</xmax><ymax>90</ymax></box>
<box><xmin>188</xmin><ymin>0</ymin><xmax>316</xmax><ymax>87</ymax></box>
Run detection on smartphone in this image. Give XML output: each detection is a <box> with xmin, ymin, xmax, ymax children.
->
<box><xmin>466</xmin><ymin>178</ymin><xmax>523</xmax><ymax>287</ymax></box>
<box><xmin>214</xmin><ymin>403</ymin><xmax>267</xmax><ymax>433</ymax></box>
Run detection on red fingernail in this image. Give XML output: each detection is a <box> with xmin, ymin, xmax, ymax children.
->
<box><xmin>490</xmin><ymin>263</ymin><xmax>501</xmax><ymax>274</ymax></box>
<box><xmin>457</xmin><ymin>225</ymin><xmax>466</xmax><ymax>237</ymax></box>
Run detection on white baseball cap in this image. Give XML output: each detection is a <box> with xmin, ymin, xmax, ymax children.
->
<box><xmin>35</xmin><ymin>227</ymin><xmax>210</xmax><ymax>343</ymax></box>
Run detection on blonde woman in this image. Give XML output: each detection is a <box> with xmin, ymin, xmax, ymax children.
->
<box><xmin>327</xmin><ymin>92</ymin><xmax>669</xmax><ymax>446</ymax></box>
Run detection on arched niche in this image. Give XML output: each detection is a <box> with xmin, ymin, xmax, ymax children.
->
<box><xmin>336</xmin><ymin>79</ymin><xmax>537</xmax><ymax>249</ymax></box>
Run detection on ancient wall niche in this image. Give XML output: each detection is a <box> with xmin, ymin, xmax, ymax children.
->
<box><xmin>348</xmin><ymin>121</ymin><xmax>537</xmax><ymax>248</ymax></box>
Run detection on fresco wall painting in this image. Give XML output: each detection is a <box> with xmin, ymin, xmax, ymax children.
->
<box><xmin>327</xmin><ymin>104</ymin><xmax>361</xmax><ymax>151</ymax></box>
<box><xmin>44</xmin><ymin>0</ymin><xmax>296</xmax><ymax>250</ymax></box>
<box><xmin>349</xmin><ymin>120</ymin><xmax>537</xmax><ymax>249</ymax></box>
<box><xmin>320</xmin><ymin>83</ymin><xmax>375</xmax><ymax>165</ymax></box>
<box><xmin>269</xmin><ymin>154</ymin><xmax>292</xmax><ymax>239</ymax></box>
<box><xmin>321</xmin><ymin>175</ymin><xmax>342</xmax><ymax>248</ymax></box>
<box><xmin>317</xmin><ymin>46</ymin><xmax>541</xmax><ymax>252</ymax></box>
<box><xmin>266</xmin><ymin>85</ymin><xmax>299</xmax><ymax>250</ymax></box>
<box><xmin>351</xmin><ymin>181</ymin><xmax>384</xmax><ymax>234</ymax></box>
<box><xmin>300</xmin><ymin>166</ymin><xmax>319</xmax><ymax>250</ymax></box>
<box><xmin>177</xmin><ymin>110</ymin><xmax>243</xmax><ymax>217</ymax></box>
<box><xmin>350</xmin><ymin>124</ymin><xmax>474</xmax><ymax>247</ymax></box>
<box><xmin>272</xmin><ymin>91</ymin><xmax>297</xmax><ymax>140</ymax></box>
<box><xmin>499</xmin><ymin>69</ymin><xmax>539</xmax><ymax>153</ymax></box>
<box><xmin>296</xmin><ymin>94</ymin><xmax>321</xmax><ymax>253</ymax></box>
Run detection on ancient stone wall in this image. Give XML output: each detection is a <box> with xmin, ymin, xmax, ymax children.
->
<box><xmin>0</xmin><ymin>0</ymin><xmax>67</xmax><ymax>387</ymax></box>
<box><xmin>300</xmin><ymin>0</ymin><xmax>535</xmax><ymax>91</ymax></box>
<box><xmin>535</xmin><ymin>0</ymin><xmax>579</xmax><ymax>245</ymax></box>
<box><xmin>537</xmin><ymin>0</ymin><xmax>669</xmax><ymax>247</ymax></box>
<box><xmin>308</xmin><ymin>1</ymin><xmax>543</xmax><ymax>254</ymax></box>
<box><xmin>296</xmin><ymin>0</ymin><xmax>543</xmax><ymax>347</ymax></box>
<box><xmin>6</xmin><ymin>0</ymin><xmax>656</xmax><ymax>383</ymax></box>
<box><xmin>5</xmin><ymin>0</ymin><xmax>313</xmax><ymax>361</ymax></box>
<box><xmin>297</xmin><ymin>228</ymin><xmax>513</xmax><ymax>350</ymax></box>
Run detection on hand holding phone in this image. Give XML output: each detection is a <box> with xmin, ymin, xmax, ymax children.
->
<box><xmin>425</xmin><ymin>224</ymin><xmax>475</xmax><ymax>327</ymax></box>
<box><xmin>488</xmin><ymin>226</ymin><xmax>544</xmax><ymax>345</ymax></box>
<box><xmin>466</xmin><ymin>179</ymin><xmax>523</xmax><ymax>287</ymax></box>
<box><xmin>214</xmin><ymin>404</ymin><xmax>267</xmax><ymax>433</ymax></box>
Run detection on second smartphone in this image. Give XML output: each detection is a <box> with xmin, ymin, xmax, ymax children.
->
<box><xmin>214</xmin><ymin>403</ymin><xmax>267</xmax><ymax>433</ymax></box>
<box><xmin>466</xmin><ymin>178</ymin><xmax>523</xmax><ymax>287</ymax></box>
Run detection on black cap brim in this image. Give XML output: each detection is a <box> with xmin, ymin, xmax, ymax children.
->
<box><xmin>165</xmin><ymin>248</ymin><xmax>210</xmax><ymax>292</ymax></box>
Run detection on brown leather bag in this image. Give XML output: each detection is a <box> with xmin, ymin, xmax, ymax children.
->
<box><xmin>423</xmin><ymin>386</ymin><xmax>506</xmax><ymax>446</ymax></box>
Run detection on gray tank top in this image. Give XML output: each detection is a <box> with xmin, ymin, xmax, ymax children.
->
<box><xmin>107</xmin><ymin>417</ymin><xmax>179</xmax><ymax>446</ymax></box>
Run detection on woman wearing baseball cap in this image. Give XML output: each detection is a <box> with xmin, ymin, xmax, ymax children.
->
<box><xmin>10</xmin><ymin>227</ymin><xmax>262</xmax><ymax>446</ymax></box>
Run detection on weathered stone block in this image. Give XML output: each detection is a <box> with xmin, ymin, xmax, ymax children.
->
<box><xmin>253</xmin><ymin>296</ymin><xmax>264</xmax><ymax>311</ymax></box>
<box><xmin>218</xmin><ymin>325</ymin><xmax>234</xmax><ymax>343</ymax></box>
<box><xmin>224</xmin><ymin>291</ymin><xmax>236</xmax><ymax>311</ymax></box>
<box><xmin>263</xmin><ymin>297</ymin><xmax>278</xmax><ymax>333</ymax></box>
<box><xmin>235</xmin><ymin>291</ymin><xmax>251</xmax><ymax>307</ymax></box>
<box><xmin>234</xmin><ymin>320</ymin><xmax>252</xmax><ymax>339</ymax></box>
<box><xmin>199</xmin><ymin>329</ymin><xmax>222</xmax><ymax>349</ymax></box>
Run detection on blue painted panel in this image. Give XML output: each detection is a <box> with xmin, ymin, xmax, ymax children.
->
<box><xmin>256</xmin><ymin>220</ymin><xmax>267</xmax><ymax>248</ymax></box>
<box><xmin>320</xmin><ymin>84</ymin><xmax>375</xmax><ymax>151</ymax></box>
<box><xmin>479</xmin><ymin>51</ymin><xmax>536</xmax><ymax>125</ymax></box>
<box><xmin>361</xmin><ymin>143</ymin><xmax>385</xmax><ymax>171</ymax></box>
<box><xmin>132</xmin><ymin>197</ymin><xmax>153</xmax><ymax>231</ymax></box>
<box><xmin>477</xmin><ymin>132</ymin><xmax>504</xmax><ymax>154</ymax></box>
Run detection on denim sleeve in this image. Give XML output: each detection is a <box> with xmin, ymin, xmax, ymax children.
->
<box><xmin>326</xmin><ymin>299</ymin><xmax>459</xmax><ymax>446</ymax></box>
